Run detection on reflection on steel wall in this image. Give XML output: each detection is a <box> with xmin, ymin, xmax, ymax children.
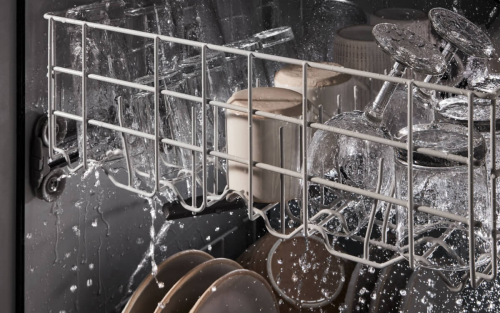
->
<box><xmin>1</xmin><ymin>0</ymin><xmax>16</xmax><ymax>312</ymax></box>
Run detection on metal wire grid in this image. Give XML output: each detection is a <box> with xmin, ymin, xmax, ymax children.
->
<box><xmin>45</xmin><ymin>13</ymin><xmax>499</xmax><ymax>288</ymax></box>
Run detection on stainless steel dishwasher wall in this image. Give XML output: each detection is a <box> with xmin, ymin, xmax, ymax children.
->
<box><xmin>1</xmin><ymin>0</ymin><xmax>17</xmax><ymax>312</ymax></box>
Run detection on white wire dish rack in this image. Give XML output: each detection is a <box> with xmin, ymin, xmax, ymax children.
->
<box><xmin>44</xmin><ymin>12</ymin><xmax>499</xmax><ymax>291</ymax></box>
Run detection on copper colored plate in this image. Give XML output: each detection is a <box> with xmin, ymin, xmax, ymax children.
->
<box><xmin>238</xmin><ymin>233</ymin><xmax>351</xmax><ymax>312</ymax></box>
<box><xmin>369</xmin><ymin>261</ymin><xmax>413</xmax><ymax>313</ymax></box>
<box><xmin>400</xmin><ymin>268</ymin><xmax>462</xmax><ymax>312</ymax></box>
<box><xmin>155</xmin><ymin>258</ymin><xmax>243</xmax><ymax>313</ymax></box>
<box><xmin>122</xmin><ymin>250</ymin><xmax>213</xmax><ymax>313</ymax></box>
<box><xmin>344</xmin><ymin>245</ymin><xmax>395</xmax><ymax>313</ymax></box>
<box><xmin>190</xmin><ymin>269</ymin><xmax>279</xmax><ymax>313</ymax></box>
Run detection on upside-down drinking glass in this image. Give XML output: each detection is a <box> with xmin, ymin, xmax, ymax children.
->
<box><xmin>395</xmin><ymin>123</ymin><xmax>492</xmax><ymax>271</ymax></box>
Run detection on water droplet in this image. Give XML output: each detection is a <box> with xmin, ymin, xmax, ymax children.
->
<box><xmin>370</xmin><ymin>292</ymin><xmax>377</xmax><ymax>300</ymax></box>
<box><xmin>278</xmin><ymin>299</ymin><xmax>284</xmax><ymax>305</ymax></box>
<box><xmin>215</xmin><ymin>227</ymin><xmax>220</xmax><ymax>232</ymax></box>
<box><xmin>72</xmin><ymin>226</ymin><xmax>80</xmax><ymax>237</ymax></box>
<box><xmin>157</xmin><ymin>303</ymin><xmax>165</xmax><ymax>309</ymax></box>
<box><xmin>158</xmin><ymin>281</ymin><xmax>164</xmax><ymax>289</ymax></box>
<box><xmin>206</xmin><ymin>236</ymin><xmax>211</xmax><ymax>241</ymax></box>
<box><xmin>26</xmin><ymin>233</ymin><xmax>32</xmax><ymax>239</ymax></box>
<box><xmin>71</xmin><ymin>266</ymin><xmax>78</xmax><ymax>271</ymax></box>
<box><xmin>91</xmin><ymin>219</ymin><xmax>98</xmax><ymax>227</ymax></box>
<box><xmin>207</xmin><ymin>245</ymin><xmax>212</xmax><ymax>251</ymax></box>
<box><xmin>277</xmin><ymin>258</ymin><xmax>283</xmax><ymax>265</ymax></box>
<box><xmin>400</xmin><ymin>289</ymin><xmax>407</xmax><ymax>296</ymax></box>
<box><xmin>87</xmin><ymin>279</ymin><xmax>92</xmax><ymax>287</ymax></box>
<box><xmin>211</xmin><ymin>286</ymin><xmax>217</xmax><ymax>292</ymax></box>
<box><xmin>159</xmin><ymin>245</ymin><xmax>167</xmax><ymax>252</ymax></box>
<box><xmin>291</xmin><ymin>273</ymin><xmax>298</xmax><ymax>282</ymax></box>
<box><xmin>89</xmin><ymin>263</ymin><xmax>94</xmax><ymax>270</ymax></box>
<box><xmin>136</xmin><ymin>237</ymin><xmax>144</xmax><ymax>245</ymax></box>
<box><xmin>368</xmin><ymin>267</ymin><xmax>375</xmax><ymax>273</ymax></box>
<box><xmin>359</xmin><ymin>287</ymin><xmax>367</xmax><ymax>295</ymax></box>
<box><xmin>70</xmin><ymin>285</ymin><xmax>77</xmax><ymax>293</ymax></box>
<box><xmin>322</xmin><ymin>289</ymin><xmax>332</xmax><ymax>298</ymax></box>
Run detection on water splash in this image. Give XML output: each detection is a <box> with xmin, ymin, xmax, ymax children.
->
<box><xmin>96</xmin><ymin>205</ymin><xmax>111</xmax><ymax>237</ymax></box>
<box><xmin>115</xmin><ymin>219</ymin><xmax>174</xmax><ymax>311</ymax></box>
<box><xmin>52</xmin><ymin>202</ymin><xmax>62</xmax><ymax>264</ymax></box>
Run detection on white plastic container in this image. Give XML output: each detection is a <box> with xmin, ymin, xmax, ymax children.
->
<box><xmin>332</xmin><ymin>25</ymin><xmax>392</xmax><ymax>111</ymax></box>
<box><xmin>226</xmin><ymin>87</ymin><xmax>309</xmax><ymax>203</ymax></box>
<box><xmin>274</xmin><ymin>62</ymin><xmax>351</xmax><ymax>119</ymax></box>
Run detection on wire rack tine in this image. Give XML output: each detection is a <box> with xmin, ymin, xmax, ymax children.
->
<box><xmin>302</xmin><ymin>62</ymin><xmax>308</xmax><ymax>237</ymax></box>
<box><xmin>468</xmin><ymin>91</ymin><xmax>477</xmax><ymax>287</ymax></box>
<box><xmin>247</xmin><ymin>53</ymin><xmax>254</xmax><ymax>220</ymax></box>
<box><xmin>82</xmin><ymin>23</ymin><xmax>88</xmax><ymax>170</ymax></box>
<box><xmin>47</xmin><ymin>17</ymin><xmax>54</xmax><ymax>159</ymax></box>
<box><xmin>364</xmin><ymin>158</ymin><xmax>384</xmax><ymax>260</ymax></box>
<box><xmin>201</xmin><ymin>45</ymin><xmax>207</xmax><ymax>209</ymax></box>
<box><xmin>407</xmin><ymin>81</ymin><xmax>415</xmax><ymax>270</ymax></box>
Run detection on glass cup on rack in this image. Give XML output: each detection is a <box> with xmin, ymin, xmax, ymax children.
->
<box><xmin>384</xmin><ymin>9</ymin><xmax>495</xmax><ymax>138</ymax></box>
<box><xmin>223</xmin><ymin>37</ymin><xmax>269</xmax><ymax>94</ymax></box>
<box><xmin>180</xmin><ymin>50</ymin><xmax>230</xmax><ymax>149</ymax></box>
<box><xmin>394</xmin><ymin>123</ymin><xmax>492</xmax><ymax>271</ymax></box>
<box><xmin>253</xmin><ymin>26</ymin><xmax>296</xmax><ymax>85</ymax></box>
<box><xmin>66</xmin><ymin>1</ymin><xmax>128</xmax><ymax>164</ymax></box>
<box><xmin>307</xmin><ymin>23</ymin><xmax>447</xmax><ymax>236</ymax></box>
<box><xmin>171</xmin><ymin>0</ymin><xmax>224</xmax><ymax>58</ymax></box>
<box><xmin>125</xmin><ymin>70</ymin><xmax>193</xmax><ymax>186</ymax></box>
<box><xmin>211</xmin><ymin>0</ymin><xmax>262</xmax><ymax>43</ymax></box>
<box><xmin>180</xmin><ymin>51</ymin><xmax>230</xmax><ymax>185</ymax></box>
<box><xmin>436</xmin><ymin>95</ymin><xmax>500</xmax><ymax>235</ymax></box>
<box><xmin>123</xmin><ymin>4</ymin><xmax>179</xmax><ymax>80</ymax></box>
<box><xmin>411</xmin><ymin>8</ymin><xmax>495</xmax><ymax>111</ymax></box>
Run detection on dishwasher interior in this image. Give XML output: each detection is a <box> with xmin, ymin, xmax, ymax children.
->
<box><xmin>24</xmin><ymin>0</ymin><xmax>500</xmax><ymax>312</ymax></box>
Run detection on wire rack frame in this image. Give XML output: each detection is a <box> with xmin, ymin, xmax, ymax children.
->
<box><xmin>44</xmin><ymin>13</ymin><xmax>500</xmax><ymax>288</ymax></box>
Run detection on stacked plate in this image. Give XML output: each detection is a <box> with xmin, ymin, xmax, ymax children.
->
<box><xmin>237</xmin><ymin>233</ymin><xmax>354</xmax><ymax>312</ymax></box>
<box><xmin>122</xmin><ymin>250</ymin><xmax>279</xmax><ymax>313</ymax></box>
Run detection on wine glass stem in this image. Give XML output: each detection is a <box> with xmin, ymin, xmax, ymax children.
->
<box><xmin>365</xmin><ymin>61</ymin><xmax>406</xmax><ymax>124</ymax></box>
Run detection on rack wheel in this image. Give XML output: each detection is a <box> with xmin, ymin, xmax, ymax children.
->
<box><xmin>38</xmin><ymin>168</ymin><xmax>66</xmax><ymax>203</ymax></box>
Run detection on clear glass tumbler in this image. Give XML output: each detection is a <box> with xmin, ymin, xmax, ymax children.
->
<box><xmin>223</xmin><ymin>37</ymin><xmax>269</xmax><ymax>94</ymax></box>
<box><xmin>395</xmin><ymin>123</ymin><xmax>492</xmax><ymax>271</ymax></box>
<box><xmin>66</xmin><ymin>1</ymin><xmax>128</xmax><ymax>163</ymax></box>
